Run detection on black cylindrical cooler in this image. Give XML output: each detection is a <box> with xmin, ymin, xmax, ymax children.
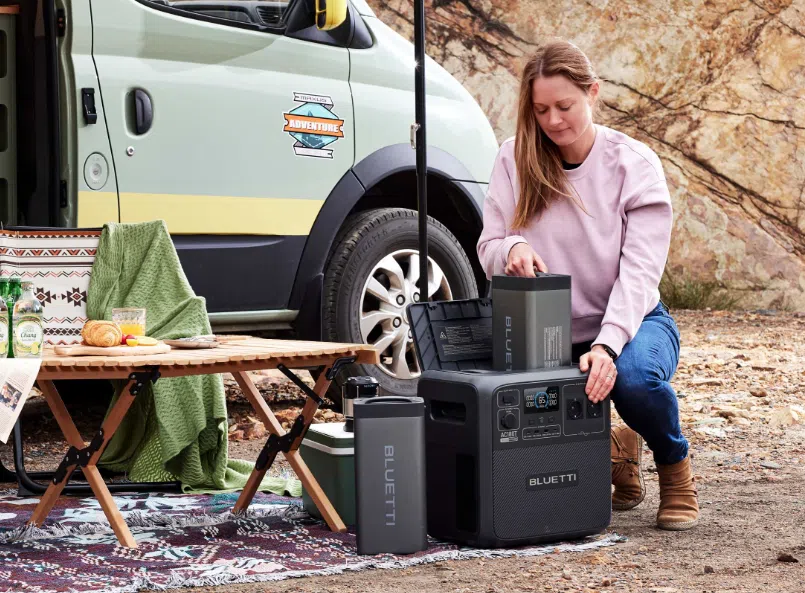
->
<box><xmin>343</xmin><ymin>376</ymin><xmax>379</xmax><ymax>432</ymax></box>
<box><xmin>354</xmin><ymin>396</ymin><xmax>427</xmax><ymax>555</ymax></box>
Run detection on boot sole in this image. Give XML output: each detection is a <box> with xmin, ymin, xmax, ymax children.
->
<box><xmin>657</xmin><ymin>517</ymin><xmax>699</xmax><ymax>531</ymax></box>
<box><xmin>612</xmin><ymin>434</ymin><xmax>645</xmax><ymax>511</ymax></box>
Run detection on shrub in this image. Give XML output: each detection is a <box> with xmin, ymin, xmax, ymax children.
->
<box><xmin>659</xmin><ymin>270</ymin><xmax>743</xmax><ymax>311</ymax></box>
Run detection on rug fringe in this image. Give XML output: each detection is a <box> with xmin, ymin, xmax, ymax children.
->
<box><xmin>0</xmin><ymin>504</ymin><xmax>301</xmax><ymax>543</ymax></box>
<box><xmin>75</xmin><ymin>533</ymin><xmax>626</xmax><ymax>593</ymax></box>
<box><xmin>0</xmin><ymin>493</ymin><xmax>627</xmax><ymax>593</ymax></box>
<box><xmin>126</xmin><ymin>502</ymin><xmax>302</xmax><ymax>530</ymax></box>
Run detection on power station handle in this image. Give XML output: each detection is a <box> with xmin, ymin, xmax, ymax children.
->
<box><xmin>430</xmin><ymin>399</ymin><xmax>466</xmax><ymax>424</ymax></box>
<box><xmin>361</xmin><ymin>396</ymin><xmax>417</xmax><ymax>404</ymax></box>
<box><xmin>504</xmin><ymin>268</ymin><xmax>547</xmax><ymax>277</ymax></box>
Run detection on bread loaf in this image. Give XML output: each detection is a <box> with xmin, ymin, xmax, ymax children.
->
<box><xmin>81</xmin><ymin>320</ymin><xmax>123</xmax><ymax>348</ymax></box>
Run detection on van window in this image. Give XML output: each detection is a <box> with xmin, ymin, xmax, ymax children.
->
<box><xmin>141</xmin><ymin>0</ymin><xmax>294</xmax><ymax>30</ymax></box>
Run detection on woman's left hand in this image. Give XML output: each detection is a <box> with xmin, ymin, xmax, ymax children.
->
<box><xmin>579</xmin><ymin>345</ymin><xmax>617</xmax><ymax>403</ymax></box>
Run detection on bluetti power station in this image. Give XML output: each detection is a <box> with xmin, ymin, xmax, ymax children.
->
<box><xmin>407</xmin><ymin>274</ymin><xmax>611</xmax><ymax>548</ymax></box>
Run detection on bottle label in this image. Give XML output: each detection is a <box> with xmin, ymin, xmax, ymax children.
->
<box><xmin>14</xmin><ymin>317</ymin><xmax>43</xmax><ymax>356</ymax></box>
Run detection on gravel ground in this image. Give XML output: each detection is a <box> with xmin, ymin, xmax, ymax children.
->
<box><xmin>2</xmin><ymin>309</ymin><xmax>804</xmax><ymax>592</ymax></box>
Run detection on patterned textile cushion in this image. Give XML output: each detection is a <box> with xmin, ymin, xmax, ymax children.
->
<box><xmin>0</xmin><ymin>229</ymin><xmax>100</xmax><ymax>345</ymax></box>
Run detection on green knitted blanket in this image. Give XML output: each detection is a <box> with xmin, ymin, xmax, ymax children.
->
<box><xmin>88</xmin><ymin>220</ymin><xmax>301</xmax><ymax>496</ymax></box>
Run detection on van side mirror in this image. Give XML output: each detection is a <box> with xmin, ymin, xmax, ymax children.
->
<box><xmin>312</xmin><ymin>0</ymin><xmax>347</xmax><ymax>30</ymax></box>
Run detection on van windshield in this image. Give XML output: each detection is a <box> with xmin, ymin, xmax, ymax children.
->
<box><xmin>160</xmin><ymin>0</ymin><xmax>292</xmax><ymax>28</ymax></box>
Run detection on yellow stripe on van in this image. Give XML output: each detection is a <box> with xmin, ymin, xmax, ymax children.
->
<box><xmin>78</xmin><ymin>191</ymin><xmax>120</xmax><ymax>227</ymax></box>
<box><xmin>118</xmin><ymin>193</ymin><xmax>325</xmax><ymax>235</ymax></box>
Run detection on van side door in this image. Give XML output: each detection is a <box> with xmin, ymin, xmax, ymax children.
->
<box><xmin>89</xmin><ymin>0</ymin><xmax>354</xmax><ymax>313</ymax></box>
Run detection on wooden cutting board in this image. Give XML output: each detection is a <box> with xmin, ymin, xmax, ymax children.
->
<box><xmin>54</xmin><ymin>342</ymin><xmax>172</xmax><ymax>357</ymax></box>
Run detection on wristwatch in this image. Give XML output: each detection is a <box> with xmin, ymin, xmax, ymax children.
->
<box><xmin>593</xmin><ymin>343</ymin><xmax>618</xmax><ymax>361</ymax></box>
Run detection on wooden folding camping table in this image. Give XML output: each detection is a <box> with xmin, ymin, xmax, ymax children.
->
<box><xmin>25</xmin><ymin>338</ymin><xmax>379</xmax><ymax>548</ymax></box>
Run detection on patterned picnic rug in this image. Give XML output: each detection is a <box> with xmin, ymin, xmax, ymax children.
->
<box><xmin>0</xmin><ymin>490</ymin><xmax>624</xmax><ymax>592</ymax></box>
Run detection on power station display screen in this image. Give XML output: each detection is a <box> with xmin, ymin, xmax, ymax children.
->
<box><xmin>524</xmin><ymin>386</ymin><xmax>559</xmax><ymax>414</ymax></box>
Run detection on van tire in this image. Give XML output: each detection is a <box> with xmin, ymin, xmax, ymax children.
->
<box><xmin>320</xmin><ymin>207</ymin><xmax>478</xmax><ymax>408</ymax></box>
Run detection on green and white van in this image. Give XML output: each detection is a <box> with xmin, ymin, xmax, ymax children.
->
<box><xmin>1</xmin><ymin>0</ymin><xmax>499</xmax><ymax>399</ymax></box>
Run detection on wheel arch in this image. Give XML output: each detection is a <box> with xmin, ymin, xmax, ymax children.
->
<box><xmin>291</xmin><ymin>144</ymin><xmax>489</xmax><ymax>340</ymax></box>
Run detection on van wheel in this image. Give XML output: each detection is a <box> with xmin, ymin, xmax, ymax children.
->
<box><xmin>321</xmin><ymin>208</ymin><xmax>478</xmax><ymax>407</ymax></box>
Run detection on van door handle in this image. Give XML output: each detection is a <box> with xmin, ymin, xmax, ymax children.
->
<box><xmin>133</xmin><ymin>89</ymin><xmax>153</xmax><ymax>135</ymax></box>
<box><xmin>81</xmin><ymin>88</ymin><xmax>97</xmax><ymax>124</ymax></box>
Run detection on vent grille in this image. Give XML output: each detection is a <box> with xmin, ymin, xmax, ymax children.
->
<box><xmin>492</xmin><ymin>440</ymin><xmax>611</xmax><ymax>540</ymax></box>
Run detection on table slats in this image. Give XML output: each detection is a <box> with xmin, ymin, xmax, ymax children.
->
<box><xmin>39</xmin><ymin>338</ymin><xmax>379</xmax><ymax>378</ymax></box>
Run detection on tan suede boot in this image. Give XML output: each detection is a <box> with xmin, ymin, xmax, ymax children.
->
<box><xmin>611</xmin><ymin>424</ymin><xmax>645</xmax><ymax>511</ymax></box>
<box><xmin>656</xmin><ymin>456</ymin><xmax>699</xmax><ymax>530</ymax></box>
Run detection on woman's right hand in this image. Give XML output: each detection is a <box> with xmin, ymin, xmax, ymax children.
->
<box><xmin>505</xmin><ymin>243</ymin><xmax>548</xmax><ymax>277</ymax></box>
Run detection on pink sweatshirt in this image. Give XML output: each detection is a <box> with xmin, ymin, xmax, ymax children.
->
<box><xmin>477</xmin><ymin>124</ymin><xmax>673</xmax><ymax>356</ymax></box>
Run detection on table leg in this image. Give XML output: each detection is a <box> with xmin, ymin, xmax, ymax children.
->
<box><xmin>234</xmin><ymin>463</ymin><xmax>272</xmax><ymax>513</ymax></box>
<box><xmin>79</xmin><ymin>466</ymin><xmax>137</xmax><ymax>548</ymax></box>
<box><xmin>28</xmin><ymin>464</ymin><xmax>76</xmax><ymax>525</ymax></box>
<box><xmin>231</xmin><ymin>368</ymin><xmax>346</xmax><ymax>532</ymax></box>
<box><xmin>230</xmin><ymin>372</ymin><xmax>284</xmax><ymax>513</ymax></box>
<box><xmin>30</xmin><ymin>379</ymin><xmax>141</xmax><ymax>548</ymax></box>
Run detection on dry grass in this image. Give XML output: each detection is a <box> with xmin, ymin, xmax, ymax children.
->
<box><xmin>659</xmin><ymin>270</ymin><xmax>744</xmax><ymax>311</ymax></box>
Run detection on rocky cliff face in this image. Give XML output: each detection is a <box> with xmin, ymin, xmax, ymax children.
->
<box><xmin>368</xmin><ymin>0</ymin><xmax>805</xmax><ymax>310</ymax></box>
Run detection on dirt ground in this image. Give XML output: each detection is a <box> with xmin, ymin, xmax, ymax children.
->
<box><xmin>2</xmin><ymin>309</ymin><xmax>805</xmax><ymax>592</ymax></box>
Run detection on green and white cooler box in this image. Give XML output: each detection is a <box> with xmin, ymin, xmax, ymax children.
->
<box><xmin>300</xmin><ymin>422</ymin><xmax>356</xmax><ymax>526</ymax></box>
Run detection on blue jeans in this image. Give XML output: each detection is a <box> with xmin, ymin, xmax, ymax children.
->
<box><xmin>572</xmin><ymin>301</ymin><xmax>688</xmax><ymax>465</ymax></box>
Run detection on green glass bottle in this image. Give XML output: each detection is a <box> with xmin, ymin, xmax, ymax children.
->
<box><xmin>7</xmin><ymin>277</ymin><xmax>21</xmax><ymax>358</ymax></box>
<box><xmin>9</xmin><ymin>278</ymin><xmax>21</xmax><ymax>301</ymax></box>
<box><xmin>0</xmin><ymin>280</ymin><xmax>8</xmax><ymax>359</ymax></box>
<box><xmin>13</xmin><ymin>282</ymin><xmax>44</xmax><ymax>358</ymax></box>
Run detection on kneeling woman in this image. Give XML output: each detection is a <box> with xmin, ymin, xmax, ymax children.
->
<box><xmin>477</xmin><ymin>40</ymin><xmax>698</xmax><ymax>530</ymax></box>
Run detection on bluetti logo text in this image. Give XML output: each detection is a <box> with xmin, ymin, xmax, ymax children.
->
<box><xmin>505</xmin><ymin>315</ymin><xmax>513</xmax><ymax>371</ymax></box>
<box><xmin>527</xmin><ymin>471</ymin><xmax>579</xmax><ymax>491</ymax></box>
<box><xmin>384</xmin><ymin>445</ymin><xmax>395</xmax><ymax>526</ymax></box>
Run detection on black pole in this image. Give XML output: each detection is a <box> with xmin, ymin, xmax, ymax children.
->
<box><xmin>414</xmin><ymin>0</ymin><xmax>428</xmax><ymax>302</ymax></box>
<box><xmin>44</xmin><ymin>0</ymin><xmax>61</xmax><ymax>227</ymax></box>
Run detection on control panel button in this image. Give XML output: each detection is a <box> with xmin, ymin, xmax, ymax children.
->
<box><xmin>498</xmin><ymin>408</ymin><xmax>520</xmax><ymax>432</ymax></box>
<box><xmin>501</xmin><ymin>412</ymin><xmax>518</xmax><ymax>430</ymax></box>
<box><xmin>498</xmin><ymin>389</ymin><xmax>520</xmax><ymax>408</ymax></box>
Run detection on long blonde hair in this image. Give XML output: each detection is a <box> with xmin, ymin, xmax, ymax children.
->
<box><xmin>513</xmin><ymin>40</ymin><xmax>600</xmax><ymax>229</ymax></box>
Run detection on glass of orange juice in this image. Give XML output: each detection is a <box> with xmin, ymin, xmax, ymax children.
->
<box><xmin>112</xmin><ymin>307</ymin><xmax>146</xmax><ymax>337</ymax></box>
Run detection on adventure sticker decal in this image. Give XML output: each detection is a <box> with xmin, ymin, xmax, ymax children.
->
<box><xmin>283</xmin><ymin>93</ymin><xmax>345</xmax><ymax>159</ymax></box>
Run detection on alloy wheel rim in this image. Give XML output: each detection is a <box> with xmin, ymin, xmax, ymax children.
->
<box><xmin>359</xmin><ymin>249</ymin><xmax>453</xmax><ymax>380</ymax></box>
